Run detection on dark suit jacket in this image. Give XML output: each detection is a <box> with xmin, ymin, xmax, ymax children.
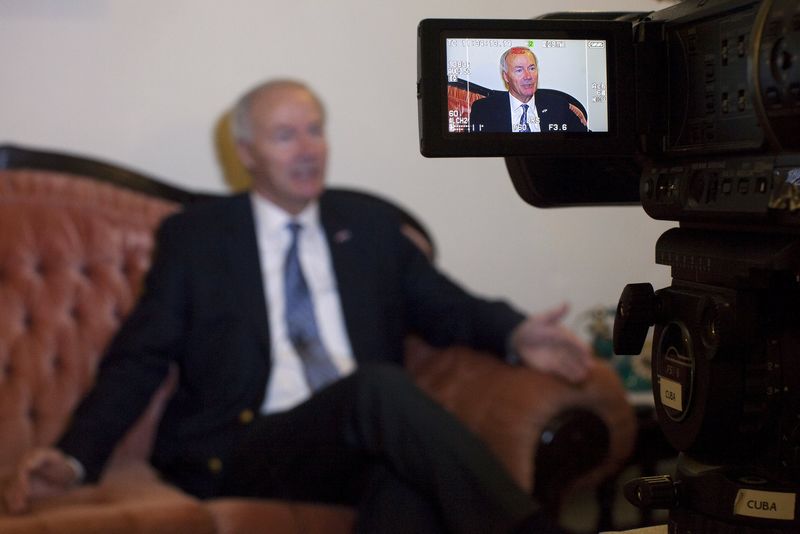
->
<box><xmin>469</xmin><ymin>89</ymin><xmax>588</xmax><ymax>133</ymax></box>
<box><xmin>57</xmin><ymin>189</ymin><xmax>525</xmax><ymax>496</ymax></box>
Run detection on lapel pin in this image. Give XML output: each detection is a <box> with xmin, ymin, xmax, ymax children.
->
<box><xmin>334</xmin><ymin>229</ymin><xmax>352</xmax><ymax>243</ymax></box>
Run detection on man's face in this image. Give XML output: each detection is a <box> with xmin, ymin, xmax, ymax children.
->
<box><xmin>502</xmin><ymin>51</ymin><xmax>538</xmax><ymax>102</ymax></box>
<box><xmin>237</xmin><ymin>86</ymin><xmax>327</xmax><ymax>214</ymax></box>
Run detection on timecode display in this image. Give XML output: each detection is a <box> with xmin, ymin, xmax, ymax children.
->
<box><xmin>446</xmin><ymin>39</ymin><xmax>513</xmax><ymax>48</ymax></box>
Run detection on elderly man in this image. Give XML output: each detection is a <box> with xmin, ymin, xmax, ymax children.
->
<box><xmin>4</xmin><ymin>79</ymin><xmax>592</xmax><ymax>533</ymax></box>
<box><xmin>469</xmin><ymin>47</ymin><xmax>588</xmax><ymax>133</ymax></box>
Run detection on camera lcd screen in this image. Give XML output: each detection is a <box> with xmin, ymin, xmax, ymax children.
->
<box><xmin>418</xmin><ymin>19</ymin><xmax>635</xmax><ymax>157</ymax></box>
<box><xmin>445</xmin><ymin>38</ymin><xmax>609</xmax><ymax>134</ymax></box>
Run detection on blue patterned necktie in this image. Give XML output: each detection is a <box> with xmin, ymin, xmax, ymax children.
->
<box><xmin>519</xmin><ymin>104</ymin><xmax>530</xmax><ymax>132</ymax></box>
<box><xmin>283</xmin><ymin>222</ymin><xmax>340</xmax><ymax>391</ymax></box>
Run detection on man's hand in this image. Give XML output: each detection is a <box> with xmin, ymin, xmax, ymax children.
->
<box><xmin>510</xmin><ymin>303</ymin><xmax>595</xmax><ymax>384</ymax></box>
<box><xmin>3</xmin><ymin>448</ymin><xmax>81</xmax><ymax>514</ymax></box>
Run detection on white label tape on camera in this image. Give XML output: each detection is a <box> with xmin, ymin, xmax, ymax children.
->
<box><xmin>658</xmin><ymin>376</ymin><xmax>683</xmax><ymax>412</ymax></box>
<box><xmin>734</xmin><ymin>489</ymin><xmax>796</xmax><ymax>520</ymax></box>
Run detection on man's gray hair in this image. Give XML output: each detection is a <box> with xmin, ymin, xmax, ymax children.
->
<box><xmin>230</xmin><ymin>79</ymin><xmax>325</xmax><ymax>143</ymax></box>
<box><xmin>499</xmin><ymin>47</ymin><xmax>538</xmax><ymax>76</ymax></box>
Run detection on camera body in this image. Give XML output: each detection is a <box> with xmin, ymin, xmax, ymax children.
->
<box><xmin>418</xmin><ymin>0</ymin><xmax>800</xmax><ymax>531</ymax></box>
<box><xmin>418</xmin><ymin>0</ymin><xmax>799</xmax><ymax>212</ymax></box>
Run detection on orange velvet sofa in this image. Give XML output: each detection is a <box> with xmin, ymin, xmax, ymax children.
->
<box><xmin>0</xmin><ymin>144</ymin><xmax>636</xmax><ymax>533</ymax></box>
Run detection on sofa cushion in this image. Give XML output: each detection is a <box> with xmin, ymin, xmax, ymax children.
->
<box><xmin>0</xmin><ymin>463</ymin><xmax>215</xmax><ymax>534</ymax></box>
<box><xmin>207</xmin><ymin>499</ymin><xmax>355</xmax><ymax>534</ymax></box>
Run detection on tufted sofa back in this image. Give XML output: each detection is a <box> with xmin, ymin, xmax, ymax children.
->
<box><xmin>0</xmin><ymin>167</ymin><xmax>182</xmax><ymax>479</ymax></box>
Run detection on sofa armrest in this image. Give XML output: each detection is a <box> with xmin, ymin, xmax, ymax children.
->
<box><xmin>405</xmin><ymin>337</ymin><xmax>636</xmax><ymax>501</ymax></box>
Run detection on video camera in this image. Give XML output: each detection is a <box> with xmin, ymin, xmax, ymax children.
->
<box><xmin>417</xmin><ymin>0</ymin><xmax>800</xmax><ymax>532</ymax></box>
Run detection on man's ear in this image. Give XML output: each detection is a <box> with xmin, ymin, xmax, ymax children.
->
<box><xmin>234</xmin><ymin>142</ymin><xmax>255</xmax><ymax>170</ymax></box>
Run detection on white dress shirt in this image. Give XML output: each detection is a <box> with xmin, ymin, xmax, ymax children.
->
<box><xmin>509</xmin><ymin>93</ymin><xmax>541</xmax><ymax>132</ymax></box>
<box><xmin>250</xmin><ymin>193</ymin><xmax>356</xmax><ymax>413</ymax></box>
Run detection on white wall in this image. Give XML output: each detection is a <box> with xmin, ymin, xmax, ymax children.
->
<box><xmin>0</xmin><ymin>0</ymin><xmax>674</xmax><ymax>334</ymax></box>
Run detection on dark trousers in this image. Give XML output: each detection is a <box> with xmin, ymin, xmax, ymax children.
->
<box><xmin>221</xmin><ymin>363</ymin><xmax>539</xmax><ymax>534</ymax></box>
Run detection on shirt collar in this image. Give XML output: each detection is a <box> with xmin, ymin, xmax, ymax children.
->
<box><xmin>250</xmin><ymin>192</ymin><xmax>320</xmax><ymax>237</ymax></box>
<box><xmin>509</xmin><ymin>92</ymin><xmax>535</xmax><ymax>111</ymax></box>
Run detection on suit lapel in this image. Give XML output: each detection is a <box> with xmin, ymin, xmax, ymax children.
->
<box><xmin>319</xmin><ymin>193</ymin><xmax>372</xmax><ymax>362</ymax></box>
<box><xmin>536</xmin><ymin>92</ymin><xmax>552</xmax><ymax>129</ymax></box>
<box><xmin>489</xmin><ymin>92</ymin><xmax>513</xmax><ymax>131</ymax></box>
<box><xmin>502</xmin><ymin>94</ymin><xmax>513</xmax><ymax>129</ymax></box>
<box><xmin>222</xmin><ymin>194</ymin><xmax>271</xmax><ymax>358</ymax></box>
